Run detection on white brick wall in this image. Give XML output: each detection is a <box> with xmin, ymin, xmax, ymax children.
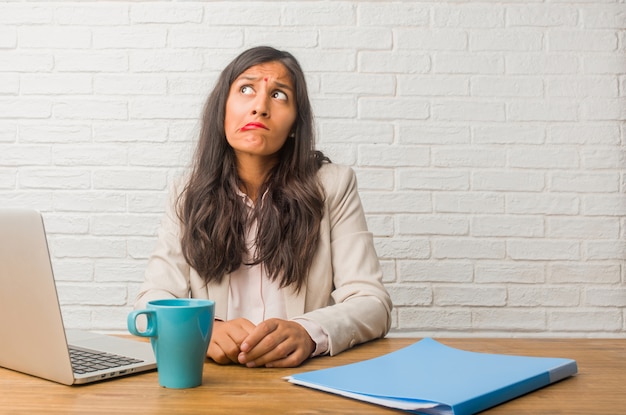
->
<box><xmin>1</xmin><ymin>1</ymin><xmax>624</xmax><ymax>338</ymax></box>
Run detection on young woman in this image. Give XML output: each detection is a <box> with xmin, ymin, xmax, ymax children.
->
<box><xmin>135</xmin><ymin>46</ymin><xmax>392</xmax><ymax>368</ymax></box>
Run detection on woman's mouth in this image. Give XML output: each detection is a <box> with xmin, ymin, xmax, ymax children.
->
<box><xmin>241</xmin><ymin>122</ymin><xmax>269</xmax><ymax>131</ymax></box>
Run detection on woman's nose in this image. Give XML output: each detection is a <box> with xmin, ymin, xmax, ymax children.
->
<box><xmin>251</xmin><ymin>95</ymin><xmax>270</xmax><ymax>117</ymax></box>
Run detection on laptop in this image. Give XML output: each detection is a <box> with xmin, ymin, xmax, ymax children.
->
<box><xmin>0</xmin><ymin>208</ymin><xmax>157</xmax><ymax>385</ymax></box>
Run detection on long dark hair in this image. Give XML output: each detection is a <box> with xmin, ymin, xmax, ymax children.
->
<box><xmin>178</xmin><ymin>46</ymin><xmax>329</xmax><ymax>291</ymax></box>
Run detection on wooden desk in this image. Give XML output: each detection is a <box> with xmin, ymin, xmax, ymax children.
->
<box><xmin>1</xmin><ymin>338</ymin><xmax>624</xmax><ymax>414</ymax></box>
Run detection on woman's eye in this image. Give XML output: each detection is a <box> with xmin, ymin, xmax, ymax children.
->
<box><xmin>272</xmin><ymin>90</ymin><xmax>288</xmax><ymax>101</ymax></box>
<box><xmin>240</xmin><ymin>85</ymin><xmax>254</xmax><ymax>95</ymax></box>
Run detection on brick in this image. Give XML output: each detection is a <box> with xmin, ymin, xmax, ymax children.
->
<box><xmin>52</xmin><ymin>145</ymin><xmax>127</xmax><ymax>167</ymax></box>
<box><xmin>0</xmin><ymin>26</ymin><xmax>16</xmax><ymax>49</ymax></box>
<box><xmin>57</xmin><ymin>282</ymin><xmax>127</xmax><ymax>306</ymax></box>
<box><xmin>92</xmin><ymin>169</ymin><xmax>167</xmax><ymax>191</ymax></box>
<box><xmin>470</xmin><ymin>30</ymin><xmax>543</xmax><ymax>51</ymax></box>
<box><xmin>475</xmin><ymin>262</ymin><xmax>545</xmax><ymax>283</ymax></box>
<box><xmin>312</xmin><ymin>97</ymin><xmax>356</xmax><ymax>118</ymax></box>
<box><xmin>359</xmin><ymin>97</ymin><xmax>429</xmax><ymax>120</ymax></box>
<box><xmin>548</xmin><ymin>310</ymin><xmax>622</xmax><ymax>332</ymax></box>
<box><xmin>0</xmin><ymin>145</ymin><xmax>50</xmax><ymax>166</ymax></box>
<box><xmin>473</xmin><ymin>125</ymin><xmax>545</xmax><ymax>144</ymax></box>
<box><xmin>435</xmin><ymin>192</ymin><xmax>505</xmax><ymax>214</ymax></box>
<box><xmin>507</xmin><ymin>100</ymin><xmax>578</xmax><ymax>121</ymax></box>
<box><xmin>434</xmin><ymin>53</ymin><xmax>504</xmax><ymax>74</ymax></box>
<box><xmin>247</xmin><ymin>28</ymin><xmax>318</xmax><ymax>49</ymax></box>
<box><xmin>53</xmin><ymin>191</ymin><xmax>126</xmax><ymax>213</ymax></box>
<box><xmin>507</xmin><ymin>193</ymin><xmax>579</xmax><ymax>215</ymax></box>
<box><xmin>509</xmin><ymin>146</ymin><xmax>579</xmax><ymax>169</ymax></box>
<box><xmin>582</xmin><ymin>194</ymin><xmax>626</xmax><ymax>216</ymax></box>
<box><xmin>433</xmin><ymin>238</ymin><xmax>505</xmax><ymax>259</ymax></box>
<box><xmin>434</xmin><ymin>6</ymin><xmax>505</xmax><ymax>28</ymax></box>
<box><xmin>0</xmin><ymin>98</ymin><xmax>51</xmax><ymax>118</ymax></box>
<box><xmin>360</xmin><ymin>51</ymin><xmax>430</xmax><ymax>74</ymax></box>
<box><xmin>128</xmin><ymin>192</ymin><xmax>168</xmax><ymax>214</ymax></box>
<box><xmin>548</xmin><ymin>262</ymin><xmax>620</xmax><ymax>284</ymax></box>
<box><xmin>508</xmin><ymin>286</ymin><xmax>580</xmax><ymax>307</ymax></box>
<box><xmin>396</xmin><ymin>29</ymin><xmax>467</xmax><ymax>50</ymax></box>
<box><xmin>364</xmin><ymin>214</ymin><xmax>394</xmax><ymax>237</ymax></box>
<box><xmin>506</xmin><ymin>6</ymin><xmax>579</xmax><ymax>27</ymax></box>
<box><xmin>399</xmin><ymin>170</ymin><xmax>469</xmax><ymax>191</ymax></box>
<box><xmin>581</xmin><ymin>147</ymin><xmax>625</xmax><ymax>170</ymax></box>
<box><xmin>507</xmin><ymin>240</ymin><xmax>580</xmax><ymax>261</ymax></box>
<box><xmin>128</xmin><ymin>144</ymin><xmax>192</xmax><ymax>167</ymax></box>
<box><xmin>473</xmin><ymin>309</ymin><xmax>546</xmax><ymax>331</ymax></box>
<box><xmin>359</xmin><ymin>3</ymin><xmax>429</xmax><ymax>26</ymax></box>
<box><xmin>471</xmin><ymin>76</ymin><xmax>543</xmax><ymax>97</ymax></box>
<box><xmin>433</xmin><ymin>101</ymin><xmax>505</xmax><ymax>121</ymax></box>
<box><xmin>51</xmin><ymin>260</ymin><xmax>94</xmax><ymax>282</ymax></box>
<box><xmin>321</xmin><ymin>73</ymin><xmax>394</xmax><ymax>95</ymax></box>
<box><xmin>129</xmin><ymin>97</ymin><xmax>204</xmax><ymax>120</ymax></box>
<box><xmin>585</xmin><ymin>241</ymin><xmax>626</xmax><ymax>260</ymax></box>
<box><xmin>21</xmin><ymin>74</ymin><xmax>92</xmax><ymax>95</ymax></box>
<box><xmin>434</xmin><ymin>285</ymin><xmax>506</xmax><ymax>306</ymax></box>
<box><xmin>548</xmin><ymin>30</ymin><xmax>618</xmax><ymax>52</ymax></box>
<box><xmin>433</xmin><ymin>146</ymin><xmax>505</xmax><ymax>168</ymax></box>
<box><xmin>398</xmin><ymin>215</ymin><xmax>469</xmax><ymax>236</ymax></box>
<box><xmin>0</xmin><ymin>5</ymin><xmax>53</xmax><ymax>24</ymax></box>
<box><xmin>397</xmin><ymin>308</ymin><xmax>472</xmax><ymax>330</ymax></box>
<box><xmin>399</xmin><ymin>125</ymin><xmax>470</xmax><ymax>144</ymax></box>
<box><xmin>298</xmin><ymin>50</ymin><xmax>357</xmax><ymax>72</ymax></box>
<box><xmin>506</xmin><ymin>54</ymin><xmax>579</xmax><ymax>75</ymax></box>
<box><xmin>93</xmin><ymin>122</ymin><xmax>168</xmax><ymax>143</ymax></box>
<box><xmin>56</xmin><ymin>5</ymin><xmax>129</xmax><ymax>25</ymax></box>
<box><xmin>398</xmin><ymin>75</ymin><xmax>469</xmax><ymax>97</ymax></box>
<box><xmin>19</xmin><ymin>168</ymin><xmax>91</xmax><ymax>190</ymax></box>
<box><xmin>42</xmin><ymin>214</ymin><xmax>89</xmax><ymax>234</ymax></box>
<box><xmin>130</xmin><ymin>4</ymin><xmax>203</xmax><ymax>23</ymax></box>
<box><xmin>18</xmin><ymin>26</ymin><xmax>90</xmax><ymax>49</ymax></box>
<box><xmin>19</xmin><ymin>123</ymin><xmax>91</xmax><ymax>144</ymax></box>
<box><xmin>168</xmin><ymin>27</ymin><xmax>243</xmax><ymax>49</ymax></box>
<box><xmin>361</xmin><ymin>191</ymin><xmax>431</xmax><ymax>214</ymax></box>
<box><xmin>91</xmin><ymin>215</ymin><xmax>160</xmax><ymax>237</ymax></box>
<box><xmin>546</xmin><ymin>76</ymin><xmax>618</xmax><ymax>98</ymax></box>
<box><xmin>398</xmin><ymin>260</ymin><xmax>473</xmax><ymax>283</ymax></box>
<box><xmin>127</xmin><ymin>238</ymin><xmax>157</xmax><ymax>260</ymax></box>
<box><xmin>375</xmin><ymin>238</ymin><xmax>430</xmax><ymax>260</ymax></box>
<box><xmin>55</xmin><ymin>51</ymin><xmax>128</xmax><ymax>72</ymax></box>
<box><xmin>283</xmin><ymin>3</ymin><xmax>356</xmax><ymax>26</ymax></box>
<box><xmin>473</xmin><ymin>170</ymin><xmax>545</xmax><ymax>192</ymax></box>
<box><xmin>51</xmin><ymin>237</ymin><xmax>126</xmax><ymax>259</ymax></box>
<box><xmin>95</xmin><ymin>260</ymin><xmax>147</xmax><ymax>283</ymax></box>
<box><xmin>54</xmin><ymin>99</ymin><xmax>127</xmax><ymax>120</ymax></box>
<box><xmin>549</xmin><ymin>124</ymin><xmax>620</xmax><ymax>145</ymax></box>
<box><xmin>94</xmin><ymin>27</ymin><xmax>166</xmax><ymax>49</ymax></box>
<box><xmin>386</xmin><ymin>284</ymin><xmax>432</xmax><ymax>306</ymax></box>
<box><xmin>550</xmin><ymin>172</ymin><xmax>619</xmax><ymax>193</ymax></box>
<box><xmin>129</xmin><ymin>50</ymin><xmax>203</xmax><ymax>72</ymax></box>
<box><xmin>471</xmin><ymin>216</ymin><xmax>544</xmax><ymax>237</ymax></box>
<box><xmin>353</xmin><ymin>168</ymin><xmax>394</xmax><ymax>191</ymax></box>
<box><xmin>320</xmin><ymin>28</ymin><xmax>391</xmax><ymax>49</ymax></box>
<box><xmin>547</xmin><ymin>217</ymin><xmax>619</xmax><ymax>239</ymax></box>
<box><xmin>580</xmin><ymin>98</ymin><xmax>626</xmax><ymax>121</ymax></box>
<box><xmin>585</xmin><ymin>288</ymin><xmax>626</xmax><ymax>307</ymax></box>
<box><xmin>319</xmin><ymin>121</ymin><xmax>393</xmax><ymax>144</ymax></box>
<box><xmin>0</xmin><ymin>52</ymin><xmax>53</xmax><ymax>72</ymax></box>
<box><xmin>359</xmin><ymin>145</ymin><xmax>429</xmax><ymax>167</ymax></box>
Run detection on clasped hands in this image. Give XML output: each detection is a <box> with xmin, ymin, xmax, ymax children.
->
<box><xmin>207</xmin><ymin>318</ymin><xmax>315</xmax><ymax>368</ymax></box>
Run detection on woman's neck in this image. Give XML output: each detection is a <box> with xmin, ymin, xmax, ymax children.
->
<box><xmin>235</xmin><ymin>154</ymin><xmax>278</xmax><ymax>202</ymax></box>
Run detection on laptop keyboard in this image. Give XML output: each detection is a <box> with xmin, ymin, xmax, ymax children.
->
<box><xmin>69</xmin><ymin>346</ymin><xmax>144</xmax><ymax>374</ymax></box>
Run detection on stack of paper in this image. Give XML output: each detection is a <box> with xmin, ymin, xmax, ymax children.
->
<box><xmin>286</xmin><ymin>338</ymin><xmax>577</xmax><ymax>415</ymax></box>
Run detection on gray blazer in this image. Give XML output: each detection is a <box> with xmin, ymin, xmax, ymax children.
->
<box><xmin>135</xmin><ymin>163</ymin><xmax>392</xmax><ymax>356</ymax></box>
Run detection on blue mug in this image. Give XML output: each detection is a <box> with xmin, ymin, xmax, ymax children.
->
<box><xmin>127</xmin><ymin>298</ymin><xmax>214</xmax><ymax>388</ymax></box>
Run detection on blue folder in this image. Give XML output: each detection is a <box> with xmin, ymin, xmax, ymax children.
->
<box><xmin>286</xmin><ymin>338</ymin><xmax>577</xmax><ymax>415</ymax></box>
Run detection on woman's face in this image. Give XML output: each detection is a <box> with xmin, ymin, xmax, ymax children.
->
<box><xmin>224</xmin><ymin>61</ymin><xmax>297</xmax><ymax>164</ymax></box>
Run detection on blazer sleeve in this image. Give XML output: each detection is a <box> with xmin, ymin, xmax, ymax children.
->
<box><xmin>134</xmin><ymin>179</ymin><xmax>191</xmax><ymax>309</ymax></box>
<box><xmin>296</xmin><ymin>164</ymin><xmax>393</xmax><ymax>356</ymax></box>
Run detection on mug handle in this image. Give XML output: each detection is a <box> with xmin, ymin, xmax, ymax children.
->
<box><xmin>127</xmin><ymin>310</ymin><xmax>157</xmax><ymax>337</ymax></box>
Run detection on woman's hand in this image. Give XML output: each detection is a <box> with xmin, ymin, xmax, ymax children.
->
<box><xmin>207</xmin><ymin>318</ymin><xmax>256</xmax><ymax>364</ymax></box>
<box><xmin>237</xmin><ymin>318</ymin><xmax>315</xmax><ymax>368</ymax></box>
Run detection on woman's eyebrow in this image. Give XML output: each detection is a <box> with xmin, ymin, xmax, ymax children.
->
<box><xmin>237</xmin><ymin>75</ymin><xmax>293</xmax><ymax>92</ymax></box>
